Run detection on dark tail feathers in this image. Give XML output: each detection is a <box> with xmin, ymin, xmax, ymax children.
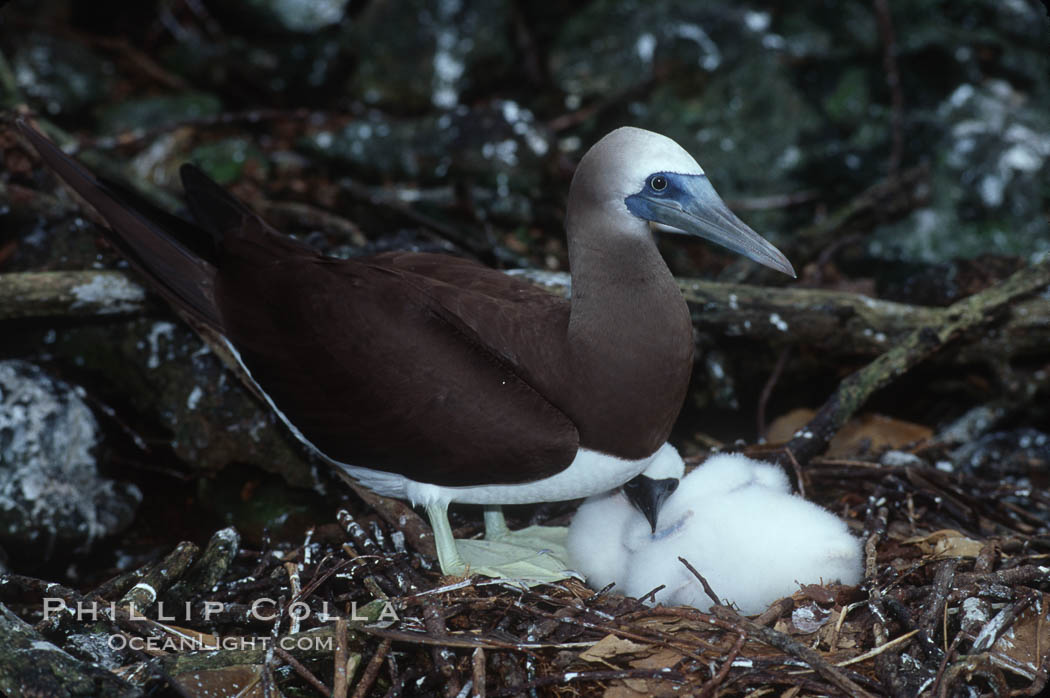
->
<box><xmin>18</xmin><ymin>119</ymin><xmax>222</xmax><ymax>329</ymax></box>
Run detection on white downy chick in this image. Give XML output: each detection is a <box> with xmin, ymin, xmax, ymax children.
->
<box><xmin>682</xmin><ymin>452</ymin><xmax>792</xmax><ymax>495</ymax></box>
<box><xmin>623</xmin><ymin>453</ymin><xmax>862</xmax><ymax>614</ymax></box>
<box><xmin>567</xmin><ymin>442</ymin><xmax>685</xmax><ymax>590</ymax></box>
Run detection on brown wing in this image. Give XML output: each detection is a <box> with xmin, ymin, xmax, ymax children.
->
<box><xmin>21</xmin><ymin>120</ymin><xmax>580</xmax><ymax>487</ymax></box>
<box><xmin>366</xmin><ymin>252</ymin><xmax>574</xmax><ymax>387</ymax></box>
<box><xmin>216</xmin><ymin>230</ymin><xmax>579</xmax><ymax>486</ymax></box>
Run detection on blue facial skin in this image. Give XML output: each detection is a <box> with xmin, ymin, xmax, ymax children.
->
<box><xmin>625</xmin><ymin>172</ymin><xmax>796</xmax><ymax>278</ymax></box>
<box><xmin>624</xmin><ymin>171</ymin><xmax>699</xmax><ymax>223</ymax></box>
<box><xmin>621</xmin><ymin>173</ymin><xmax>705</xmax><ymax>227</ymax></box>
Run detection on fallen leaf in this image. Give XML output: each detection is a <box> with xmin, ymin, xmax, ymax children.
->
<box><xmin>903</xmin><ymin>529</ymin><xmax>984</xmax><ymax>559</ymax></box>
<box><xmin>579</xmin><ymin>634</ymin><xmax>650</xmax><ymax>663</ymax></box>
<box><xmin>989</xmin><ymin>593</ymin><xmax>1050</xmax><ymax>680</ymax></box>
<box><xmin>629</xmin><ymin>646</ymin><xmax>686</xmax><ymax>670</ymax></box>
<box><xmin>173</xmin><ymin>664</ymin><xmax>264</xmax><ymax>697</ymax></box>
<box><xmin>767</xmin><ymin>410</ymin><xmax>931</xmax><ymax>457</ymax></box>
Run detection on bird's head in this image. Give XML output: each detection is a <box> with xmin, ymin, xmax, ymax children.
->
<box><xmin>567</xmin><ymin>126</ymin><xmax>795</xmax><ymax>277</ymax></box>
<box><xmin>622</xmin><ymin>443</ymin><xmax>686</xmax><ymax>534</ymax></box>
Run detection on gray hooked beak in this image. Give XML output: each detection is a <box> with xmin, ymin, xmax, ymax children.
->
<box><xmin>622</xmin><ymin>474</ymin><xmax>679</xmax><ymax>533</ymax></box>
<box><xmin>625</xmin><ymin>173</ymin><xmax>796</xmax><ymax>278</ymax></box>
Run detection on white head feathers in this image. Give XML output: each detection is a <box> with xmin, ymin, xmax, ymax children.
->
<box><xmin>567</xmin><ymin>127</ymin><xmax>706</xmax><ymax>224</ymax></box>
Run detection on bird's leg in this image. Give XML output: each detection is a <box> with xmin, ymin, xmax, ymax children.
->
<box><xmin>483</xmin><ymin>505</ymin><xmax>511</xmax><ymax>540</ymax></box>
<box><xmin>427</xmin><ymin>502</ymin><xmax>579</xmax><ymax>584</ymax></box>
<box><xmin>425</xmin><ymin>501</ymin><xmax>468</xmax><ymax>576</ymax></box>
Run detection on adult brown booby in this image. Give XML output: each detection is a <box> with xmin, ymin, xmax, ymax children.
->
<box><xmin>18</xmin><ymin>120</ymin><xmax>794</xmax><ymax>580</ymax></box>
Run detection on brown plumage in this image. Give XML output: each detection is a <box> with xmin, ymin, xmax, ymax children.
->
<box><xmin>19</xmin><ymin>122</ymin><xmax>788</xmax><ymax>497</ymax></box>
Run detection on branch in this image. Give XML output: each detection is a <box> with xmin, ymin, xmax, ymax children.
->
<box><xmin>784</xmin><ymin>255</ymin><xmax>1050</xmax><ymax>464</ymax></box>
<box><xmin>510</xmin><ymin>268</ymin><xmax>1050</xmax><ymax>362</ymax></box>
<box><xmin>4</xmin><ymin>267</ymin><xmax>1048</xmax><ymax>368</ymax></box>
<box><xmin>0</xmin><ymin>270</ymin><xmax>147</xmax><ymax>319</ymax></box>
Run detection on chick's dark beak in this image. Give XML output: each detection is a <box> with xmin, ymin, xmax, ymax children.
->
<box><xmin>623</xmin><ymin>474</ymin><xmax>679</xmax><ymax>533</ymax></box>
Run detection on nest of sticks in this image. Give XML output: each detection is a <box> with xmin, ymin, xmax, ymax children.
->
<box><xmin>3</xmin><ymin>431</ymin><xmax>1050</xmax><ymax>698</ymax></box>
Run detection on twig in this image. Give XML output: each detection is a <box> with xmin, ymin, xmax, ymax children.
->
<box><xmin>835</xmin><ymin>629</ymin><xmax>918</xmax><ymax>667</ymax></box>
<box><xmin>472</xmin><ymin>647</ymin><xmax>486</xmax><ymax>698</ymax></box>
<box><xmin>757</xmin><ymin>345</ymin><xmax>792</xmax><ymax>440</ymax></box>
<box><xmin>753</xmin><ymin>598</ymin><xmax>794</xmax><ymax>627</ymax></box>
<box><xmin>351</xmin><ymin>638</ymin><xmax>392</xmax><ymax>698</ymax></box>
<box><xmin>339</xmin><ymin>179</ymin><xmax>528</xmax><ymax>268</ymax></box>
<box><xmin>917</xmin><ymin>560</ymin><xmax>956</xmax><ymax>648</ymax></box>
<box><xmin>168</xmin><ymin>527</ymin><xmax>242</xmax><ymax>604</ymax></box>
<box><xmin>930</xmin><ymin>628</ymin><xmax>964</xmax><ymax>697</ymax></box>
<box><xmin>119</xmin><ymin>541</ymin><xmax>200</xmax><ymax>616</ymax></box>
<box><xmin>789</xmin><ymin>164</ymin><xmax>928</xmax><ymax>264</ymax></box>
<box><xmin>285</xmin><ymin>561</ymin><xmax>304</xmax><ymax>635</ymax></box>
<box><xmin>490</xmin><ymin>668</ymin><xmax>687</xmax><ymax>697</ymax></box>
<box><xmin>678</xmin><ymin>557</ymin><xmax>722</xmax><ymax>609</ymax></box>
<box><xmin>85</xmin><ymin>35</ymin><xmax>190</xmax><ymax>91</ymax></box>
<box><xmin>333</xmin><ymin>617</ymin><xmax>349</xmax><ymax>698</ymax></box>
<box><xmin>710</xmin><ymin>606</ymin><xmax>877</xmax><ymax>698</ymax></box>
<box><xmin>524</xmin><ymin>604</ymin><xmax>714</xmax><ymax>662</ymax></box>
<box><xmin>952</xmin><ymin>565</ymin><xmax>1050</xmax><ymax>590</ymax></box>
<box><xmin>697</xmin><ymin>633</ymin><xmax>745</xmax><ymax>698</ymax></box>
<box><xmin>865</xmin><ymin>508</ymin><xmax>890</xmax><ymax>647</ymax></box>
<box><xmin>275</xmin><ymin>645</ymin><xmax>332</xmax><ymax>697</ymax></box>
<box><xmin>423</xmin><ymin>604</ymin><xmax>460</xmax><ymax>698</ymax></box>
<box><xmin>873</xmin><ymin>0</ymin><xmax>905</xmax><ymax>174</ymax></box>
<box><xmin>256</xmin><ymin>199</ymin><xmax>368</xmax><ymax>247</ymax></box>
<box><xmin>784</xmin><ymin>448</ymin><xmax>806</xmax><ymax>499</ymax></box>
<box><xmin>341</xmin><ymin>479</ymin><xmax>437</xmax><ymax>558</ymax></box>
<box><xmin>972</xmin><ymin>590</ymin><xmax>1039</xmax><ymax>652</ymax></box>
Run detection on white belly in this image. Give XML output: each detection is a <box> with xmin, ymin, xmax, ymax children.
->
<box><xmin>337</xmin><ymin>447</ymin><xmax>653</xmax><ymax>507</ymax></box>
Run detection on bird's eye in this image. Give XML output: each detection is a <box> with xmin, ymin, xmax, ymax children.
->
<box><xmin>649</xmin><ymin>175</ymin><xmax>668</xmax><ymax>192</ymax></box>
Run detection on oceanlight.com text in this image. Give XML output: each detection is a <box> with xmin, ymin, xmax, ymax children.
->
<box><xmin>108</xmin><ymin>634</ymin><xmax>335</xmax><ymax>652</ymax></box>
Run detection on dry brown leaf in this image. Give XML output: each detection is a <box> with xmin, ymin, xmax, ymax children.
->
<box><xmin>767</xmin><ymin>409</ymin><xmax>932</xmax><ymax>457</ymax></box>
<box><xmin>628</xmin><ymin>646</ymin><xmax>686</xmax><ymax>670</ymax></box>
<box><xmin>578</xmin><ymin>634</ymin><xmax>650</xmax><ymax>663</ymax></box>
<box><xmin>989</xmin><ymin>593</ymin><xmax>1050</xmax><ymax>680</ymax></box>
<box><xmin>903</xmin><ymin>529</ymin><xmax>984</xmax><ymax>558</ymax></box>
<box><xmin>173</xmin><ymin>664</ymin><xmax>264</xmax><ymax>697</ymax></box>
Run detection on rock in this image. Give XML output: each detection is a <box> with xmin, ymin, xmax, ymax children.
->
<box><xmin>307</xmin><ymin>100</ymin><xmax>551</xmax><ymax>223</ymax></box>
<box><xmin>550</xmin><ymin>2</ymin><xmax>821</xmax><ymax>243</ymax></box>
<box><xmin>869</xmin><ymin>80</ymin><xmax>1050</xmax><ymax>263</ymax></box>
<box><xmin>0</xmin><ymin>360</ymin><xmax>140</xmax><ymax>560</ymax></box>
<box><xmin>951</xmin><ymin>428</ymin><xmax>1050</xmax><ymax>477</ymax></box>
<box><xmin>237</xmin><ymin>0</ymin><xmax>350</xmax><ymax>33</ymax></box>
<box><xmin>349</xmin><ymin>0</ymin><xmax>514</xmax><ymax>110</ymax></box>
<box><xmin>46</xmin><ymin>319</ymin><xmax>316</xmax><ymax>488</ymax></box>
<box><xmin>96</xmin><ymin>93</ymin><xmax>223</xmax><ymax>135</ymax></box>
<box><xmin>12</xmin><ymin>33</ymin><xmax>114</xmax><ymax>116</ymax></box>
